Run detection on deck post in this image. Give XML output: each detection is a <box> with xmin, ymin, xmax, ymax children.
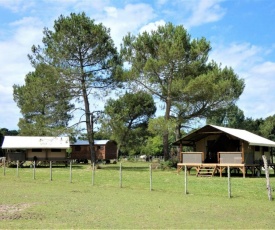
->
<box><xmin>241</xmin><ymin>141</ymin><xmax>245</xmax><ymax>163</ymax></box>
<box><xmin>179</xmin><ymin>142</ymin><xmax>183</xmax><ymax>162</ymax></box>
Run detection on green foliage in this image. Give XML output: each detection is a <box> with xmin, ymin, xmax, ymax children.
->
<box><xmin>26</xmin><ymin>12</ymin><xmax>122</xmax><ymax>163</ymax></box>
<box><xmin>260</xmin><ymin>115</ymin><xmax>275</xmax><ymax>141</ymax></box>
<box><xmin>160</xmin><ymin>157</ymin><xmax>178</xmax><ymax>170</ymax></box>
<box><xmin>31</xmin><ymin>12</ymin><xmax>122</xmax><ymax>92</ymax></box>
<box><xmin>206</xmin><ymin>104</ymin><xmax>266</xmax><ymax>136</ymax></box>
<box><xmin>141</xmin><ymin>135</ymin><xmax>163</xmax><ymax>156</ymax></box>
<box><xmin>121</xmin><ymin>22</ymin><xmax>245</xmax><ymax>159</ymax></box>
<box><xmin>13</xmin><ymin>64</ymin><xmax>74</xmax><ymax>136</ymax></box>
<box><xmin>102</xmin><ymin>91</ymin><xmax>156</xmax><ymax>155</ymax></box>
<box><xmin>0</xmin><ymin>128</ymin><xmax>19</xmax><ymax>156</ymax></box>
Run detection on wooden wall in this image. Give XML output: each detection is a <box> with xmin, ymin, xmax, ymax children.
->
<box><xmin>71</xmin><ymin>141</ymin><xmax>117</xmax><ymax>160</ymax></box>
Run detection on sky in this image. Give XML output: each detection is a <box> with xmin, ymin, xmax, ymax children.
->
<box><xmin>1</xmin><ymin>0</ymin><xmax>275</xmax><ymax>130</ymax></box>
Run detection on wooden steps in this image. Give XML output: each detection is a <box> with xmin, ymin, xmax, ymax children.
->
<box><xmin>197</xmin><ymin>166</ymin><xmax>216</xmax><ymax>177</ymax></box>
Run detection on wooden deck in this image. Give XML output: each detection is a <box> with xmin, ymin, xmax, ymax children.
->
<box><xmin>177</xmin><ymin>163</ymin><xmax>263</xmax><ymax>178</ymax></box>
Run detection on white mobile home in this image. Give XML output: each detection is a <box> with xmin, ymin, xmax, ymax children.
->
<box><xmin>2</xmin><ymin>136</ymin><xmax>70</xmax><ymax>162</ymax></box>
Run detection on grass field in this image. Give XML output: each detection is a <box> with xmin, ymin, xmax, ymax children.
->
<box><xmin>0</xmin><ymin>161</ymin><xmax>274</xmax><ymax>229</ymax></box>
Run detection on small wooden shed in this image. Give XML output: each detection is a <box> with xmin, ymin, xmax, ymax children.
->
<box><xmin>173</xmin><ymin>125</ymin><xmax>275</xmax><ymax>177</ymax></box>
<box><xmin>1</xmin><ymin>136</ymin><xmax>70</xmax><ymax>162</ymax></box>
<box><xmin>70</xmin><ymin>140</ymin><xmax>117</xmax><ymax>163</ymax></box>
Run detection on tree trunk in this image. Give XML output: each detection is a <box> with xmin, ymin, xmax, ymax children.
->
<box><xmin>175</xmin><ymin>123</ymin><xmax>182</xmax><ymax>140</ymax></box>
<box><xmin>81</xmin><ymin>78</ymin><xmax>96</xmax><ymax>164</ymax></box>
<box><xmin>163</xmin><ymin>96</ymin><xmax>171</xmax><ymax>161</ymax></box>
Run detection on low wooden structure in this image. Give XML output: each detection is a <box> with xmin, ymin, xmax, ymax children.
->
<box><xmin>1</xmin><ymin>136</ymin><xmax>70</xmax><ymax>163</ymax></box>
<box><xmin>173</xmin><ymin>125</ymin><xmax>275</xmax><ymax>177</ymax></box>
<box><xmin>70</xmin><ymin>140</ymin><xmax>117</xmax><ymax>163</ymax></box>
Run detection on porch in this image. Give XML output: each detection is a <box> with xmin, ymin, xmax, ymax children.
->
<box><xmin>177</xmin><ymin>151</ymin><xmax>266</xmax><ymax>177</ymax></box>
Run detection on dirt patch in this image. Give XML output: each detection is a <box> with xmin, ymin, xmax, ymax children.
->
<box><xmin>0</xmin><ymin>203</ymin><xmax>35</xmax><ymax>220</ymax></box>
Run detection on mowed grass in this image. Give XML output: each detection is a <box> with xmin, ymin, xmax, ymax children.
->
<box><xmin>1</xmin><ymin>161</ymin><xmax>275</xmax><ymax>229</ymax></box>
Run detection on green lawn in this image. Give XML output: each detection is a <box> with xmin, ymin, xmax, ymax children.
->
<box><xmin>0</xmin><ymin>161</ymin><xmax>274</xmax><ymax>229</ymax></box>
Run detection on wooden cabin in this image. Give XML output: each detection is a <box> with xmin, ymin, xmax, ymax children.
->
<box><xmin>173</xmin><ymin>125</ymin><xmax>275</xmax><ymax>177</ymax></box>
<box><xmin>70</xmin><ymin>140</ymin><xmax>117</xmax><ymax>163</ymax></box>
<box><xmin>1</xmin><ymin>136</ymin><xmax>70</xmax><ymax>162</ymax></box>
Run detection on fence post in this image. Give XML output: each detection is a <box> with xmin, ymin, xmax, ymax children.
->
<box><xmin>119</xmin><ymin>162</ymin><xmax>122</xmax><ymax>188</ymax></box>
<box><xmin>262</xmin><ymin>155</ymin><xmax>272</xmax><ymax>201</ymax></box>
<box><xmin>70</xmin><ymin>161</ymin><xmax>72</xmax><ymax>183</ymax></box>
<box><xmin>33</xmin><ymin>161</ymin><xmax>36</xmax><ymax>180</ymax></box>
<box><xmin>228</xmin><ymin>166</ymin><xmax>231</xmax><ymax>198</ymax></box>
<box><xmin>184</xmin><ymin>165</ymin><xmax>188</xmax><ymax>195</ymax></box>
<box><xmin>92</xmin><ymin>162</ymin><xmax>95</xmax><ymax>186</ymax></box>
<box><xmin>50</xmin><ymin>161</ymin><xmax>52</xmax><ymax>181</ymax></box>
<box><xmin>16</xmin><ymin>160</ymin><xmax>19</xmax><ymax>177</ymax></box>
<box><xmin>3</xmin><ymin>157</ymin><xmax>6</xmax><ymax>176</ymax></box>
<box><xmin>150</xmin><ymin>164</ymin><xmax>152</xmax><ymax>191</ymax></box>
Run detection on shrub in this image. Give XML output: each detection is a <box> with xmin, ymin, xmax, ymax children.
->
<box><xmin>160</xmin><ymin>157</ymin><xmax>178</xmax><ymax>170</ymax></box>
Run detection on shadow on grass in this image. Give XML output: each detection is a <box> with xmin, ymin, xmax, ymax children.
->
<box><xmin>99</xmin><ymin>165</ymin><xmax>150</xmax><ymax>171</ymax></box>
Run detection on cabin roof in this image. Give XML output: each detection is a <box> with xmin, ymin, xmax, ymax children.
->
<box><xmin>1</xmin><ymin>136</ymin><xmax>70</xmax><ymax>149</ymax></box>
<box><xmin>70</xmin><ymin>140</ymin><xmax>114</xmax><ymax>146</ymax></box>
<box><xmin>173</xmin><ymin>124</ymin><xmax>275</xmax><ymax>147</ymax></box>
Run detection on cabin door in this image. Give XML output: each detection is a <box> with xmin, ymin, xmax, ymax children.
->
<box><xmin>206</xmin><ymin>135</ymin><xmax>240</xmax><ymax>163</ymax></box>
<box><xmin>206</xmin><ymin>140</ymin><xmax>218</xmax><ymax>163</ymax></box>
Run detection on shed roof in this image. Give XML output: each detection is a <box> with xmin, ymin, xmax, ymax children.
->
<box><xmin>173</xmin><ymin>125</ymin><xmax>275</xmax><ymax>147</ymax></box>
<box><xmin>70</xmin><ymin>140</ymin><xmax>114</xmax><ymax>146</ymax></box>
<box><xmin>1</xmin><ymin>136</ymin><xmax>70</xmax><ymax>149</ymax></box>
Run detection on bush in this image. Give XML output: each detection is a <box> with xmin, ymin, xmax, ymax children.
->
<box><xmin>160</xmin><ymin>158</ymin><xmax>178</xmax><ymax>170</ymax></box>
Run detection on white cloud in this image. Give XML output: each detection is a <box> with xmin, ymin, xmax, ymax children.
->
<box><xmin>210</xmin><ymin>42</ymin><xmax>262</xmax><ymax>72</ymax></box>
<box><xmin>97</xmin><ymin>3</ymin><xmax>156</xmax><ymax>47</ymax></box>
<box><xmin>210</xmin><ymin>42</ymin><xmax>275</xmax><ymax>119</ymax></box>
<box><xmin>185</xmin><ymin>0</ymin><xmax>226</xmax><ymax>28</ymax></box>
<box><xmin>139</xmin><ymin>20</ymin><xmax>166</xmax><ymax>34</ymax></box>
<box><xmin>0</xmin><ymin>0</ymin><xmax>35</xmax><ymax>12</ymax></box>
<box><xmin>0</xmin><ymin>16</ymin><xmax>43</xmax><ymax>129</ymax></box>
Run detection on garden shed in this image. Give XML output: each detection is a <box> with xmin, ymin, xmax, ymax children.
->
<box><xmin>70</xmin><ymin>140</ymin><xmax>117</xmax><ymax>163</ymax></box>
<box><xmin>1</xmin><ymin>136</ymin><xmax>70</xmax><ymax>162</ymax></box>
<box><xmin>173</xmin><ymin>125</ymin><xmax>275</xmax><ymax>177</ymax></box>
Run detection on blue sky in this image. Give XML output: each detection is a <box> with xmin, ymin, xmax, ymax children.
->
<box><xmin>1</xmin><ymin>0</ymin><xmax>275</xmax><ymax>130</ymax></box>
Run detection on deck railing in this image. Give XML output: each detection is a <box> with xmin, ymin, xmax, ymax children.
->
<box><xmin>218</xmin><ymin>152</ymin><xmax>242</xmax><ymax>164</ymax></box>
<box><xmin>180</xmin><ymin>152</ymin><xmax>204</xmax><ymax>163</ymax></box>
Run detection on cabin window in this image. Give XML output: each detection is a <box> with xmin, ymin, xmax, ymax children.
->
<box><xmin>255</xmin><ymin>146</ymin><xmax>260</xmax><ymax>151</ymax></box>
<box><xmin>263</xmin><ymin>147</ymin><xmax>269</xmax><ymax>152</ymax></box>
<box><xmin>75</xmin><ymin>146</ymin><xmax>81</xmax><ymax>151</ymax></box>
<box><xmin>32</xmin><ymin>149</ymin><xmax>42</xmax><ymax>152</ymax></box>
<box><xmin>51</xmin><ymin>149</ymin><xmax>62</xmax><ymax>152</ymax></box>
